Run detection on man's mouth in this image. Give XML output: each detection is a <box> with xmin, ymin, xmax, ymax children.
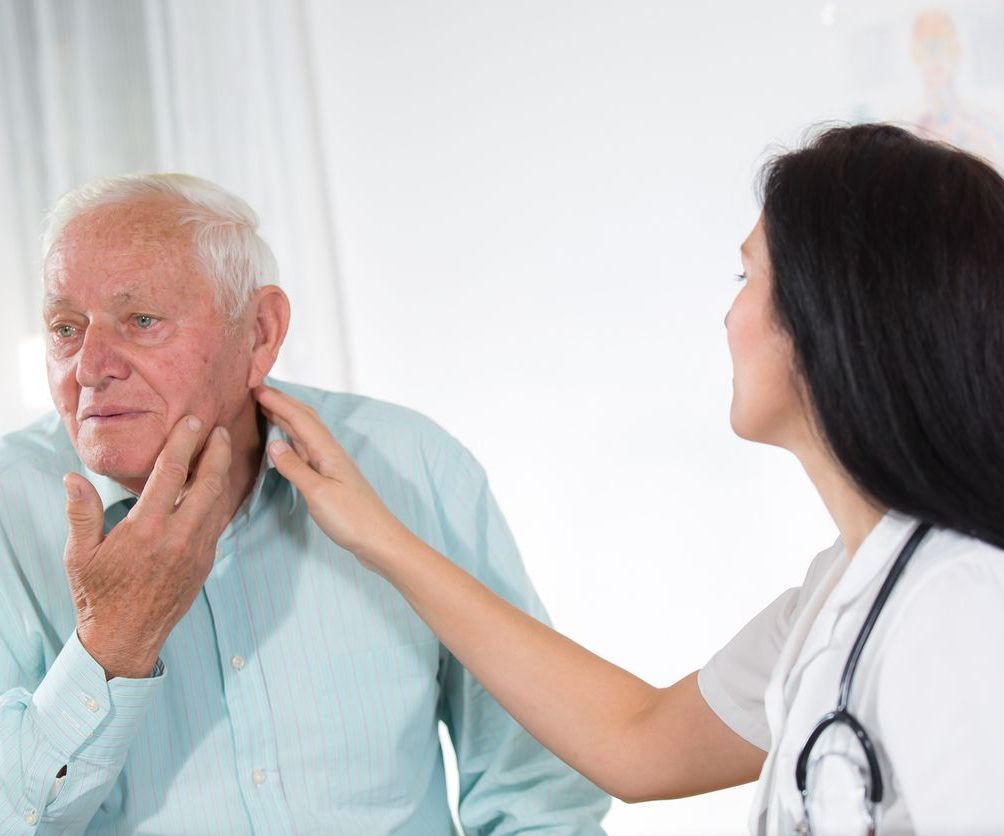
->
<box><xmin>81</xmin><ymin>411</ymin><xmax>148</xmax><ymax>424</ymax></box>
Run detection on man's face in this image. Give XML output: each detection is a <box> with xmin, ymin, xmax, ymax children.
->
<box><xmin>43</xmin><ymin>197</ymin><xmax>253</xmax><ymax>487</ymax></box>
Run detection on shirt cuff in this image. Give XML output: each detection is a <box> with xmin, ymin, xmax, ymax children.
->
<box><xmin>29</xmin><ymin>630</ymin><xmax>166</xmax><ymax>765</ymax></box>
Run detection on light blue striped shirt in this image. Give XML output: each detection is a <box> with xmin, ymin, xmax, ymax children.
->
<box><xmin>0</xmin><ymin>377</ymin><xmax>609</xmax><ymax>834</ymax></box>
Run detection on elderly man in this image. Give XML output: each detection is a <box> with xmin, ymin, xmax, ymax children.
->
<box><xmin>0</xmin><ymin>174</ymin><xmax>609</xmax><ymax>834</ymax></box>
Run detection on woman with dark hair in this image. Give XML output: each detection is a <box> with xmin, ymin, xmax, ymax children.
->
<box><xmin>255</xmin><ymin>123</ymin><xmax>1004</xmax><ymax>834</ymax></box>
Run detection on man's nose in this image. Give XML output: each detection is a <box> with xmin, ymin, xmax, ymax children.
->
<box><xmin>75</xmin><ymin>322</ymin><xmax>131</xmax><ymax>388</ymax></box>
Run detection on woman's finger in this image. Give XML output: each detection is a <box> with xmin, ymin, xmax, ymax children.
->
<box><xmin>256</xmin><ymin>387</ymin><xmax>346</xmax><ymax>478</ymax></box>
<box><xmin>261</xmin><ymin>409</ymin><xmax>316</xmax><ymax>470</ymax></box>
<box><xmin>255</xmin><ymin>387</ymin><xmax>337</xmax><ymax>461</ymax></box>
<box><xmin>268</xmin><ymin>439</ymin><xmax>327</xmax><ymax>498</ymax></box>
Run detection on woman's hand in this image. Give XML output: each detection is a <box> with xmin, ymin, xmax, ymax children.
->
<box><xmin>252</xmin><ymin>385</ymin><xmax>414</xmax><ymax>573</ymax></box>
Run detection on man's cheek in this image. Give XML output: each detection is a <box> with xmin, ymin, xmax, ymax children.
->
<box><xmin>47</xmin><ymin>374</ymin><xmax>79</xmax><ymax>426</ymax></box>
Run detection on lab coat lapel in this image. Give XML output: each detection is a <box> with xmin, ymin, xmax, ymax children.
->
<box><xmin>749</xmin><ymin>546</ymin><xmax>850</xmax><ymax>832</ymax></box>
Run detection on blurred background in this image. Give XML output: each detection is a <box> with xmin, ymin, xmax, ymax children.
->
<box><xmin>2</xmin><ymin>1</ymin><xmax>1001</xmax><ymax>832</ymax></box>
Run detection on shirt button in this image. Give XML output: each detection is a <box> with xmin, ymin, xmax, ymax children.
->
<box><xmin>83</xmin><ymin>696</ymin><xmax>99</xmax><ymax>712</ymax></box>
<box><xmin>24</xmin><ymin>810</ymin><xmax>38</xmax><ymax>826</ymax></box>
<box><xmin>251</xmin><ymin>768</ymin><xmax>267</xmax><ymax>785</ymax></box>
<box><xmin>230</xmin><ymin>655</ymin><xmax>246</xmax><ymax>671</ymax></box>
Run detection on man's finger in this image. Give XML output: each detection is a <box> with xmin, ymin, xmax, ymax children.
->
<box><xmin>267</xmin><ymin>439</ymin><xmax>327</xmax><ymax>498</ymax></box>
<box><xmin>176</xmin><ymin>425</ymin><xmax>233</xmax><ymax>532</ymax></box>
<box><xmin>63</xmin><ymin>472</ymin><xmax>105</xmax><ymax>556</ymax></box>
<box><xmin>135</xmin><ymin>415</ymin><xmax>206</xmax><ymax>516</ymax></box>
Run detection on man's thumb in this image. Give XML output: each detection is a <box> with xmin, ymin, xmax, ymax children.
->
<box><xmin>63</xmin><ymin>473</ymin><xmax>104</xmax><ymax>553</ymax></box>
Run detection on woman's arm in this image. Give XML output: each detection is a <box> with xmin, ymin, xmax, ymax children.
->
<box><xmin>254</xmin><ymin>385</ymin><xmax>766</xmax><ymax>801</ymax></box>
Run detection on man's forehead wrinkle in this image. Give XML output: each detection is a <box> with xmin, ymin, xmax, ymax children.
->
<box><xmin>60</xmin><ymin>196</ymin><xmax>199</xmax><ymax>264</ymax></box>
<box><xmin>50</xmin><ymin>202</ymin><xmax>199</xmax><ymax>282</ymax></box>
<box><xmin>43</xmin><ymin>251</ymin><xmax>184</xmax><ymax>316</ymax></box>
<box><xmin>45</xmin><ymin>279</ymin><xmax>175</xmax><ymax>309</ymax></box>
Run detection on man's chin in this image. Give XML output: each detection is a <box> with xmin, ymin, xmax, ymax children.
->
<box><xmin>76</xmin><ymin>442</ymin><xmax>157</xmax><ymax>487</ymax></box>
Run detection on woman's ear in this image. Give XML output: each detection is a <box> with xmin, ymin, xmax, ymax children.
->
<box><xmin>245</xmin><ymin>286</ymin><xmax>291</xmax><ymax>388</ymax></box>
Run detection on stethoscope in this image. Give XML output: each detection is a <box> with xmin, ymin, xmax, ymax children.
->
<box><xmin>793</xmin><ymin>521</ymin><xmax>932</xmax><ymax>836</ymax></box>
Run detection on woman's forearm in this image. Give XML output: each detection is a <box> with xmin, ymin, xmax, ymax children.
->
<box><xmin>380</xmin><ymin>534</ymin><xmax>765</xmax><ymax>801</ymax></box>
<box><xmin>377</xmin><ymin>532</ymin><xmax>664</xmax><ymax>798</ymax></box>
<box><xmin>255</xmin><ymin>384</ymin><xmax>765</xmax><ymax>800</ymax></box>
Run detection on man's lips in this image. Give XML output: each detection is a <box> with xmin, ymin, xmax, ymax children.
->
<box><xmin>80</xmin><ymin>409</ymin><xmax>149</xmax><ymax>422</ymax></box>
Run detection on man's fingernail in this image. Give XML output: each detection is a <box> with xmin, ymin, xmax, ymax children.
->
<box><xmin>187</xmin><ymin>415</ymin><xmax>202</xmax><ymax>431</ymax></box>
<box><xmin>63</xmin><ymin>475</ymin><xmax>80</xmax><ymax>500</ymax></box>
<box><xmin>269</xmin><ymin>440</ymin><xmax>290</xmax><ymax>458</ymax></box>
<box><xmin>217</xmin><ymin>426</ymin><xmax>230</xmax><ymax>443</ymax></box>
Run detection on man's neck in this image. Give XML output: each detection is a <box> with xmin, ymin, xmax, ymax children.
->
<box><xmin>221</xmin><ymin>398</ymin><xmax>269</xmax><ymax>523</ymax></box>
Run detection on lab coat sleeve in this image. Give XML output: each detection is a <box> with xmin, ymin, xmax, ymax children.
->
<box><xmin>698</xmin><ymin>540</ymin><xmax>844</xmax><ymax>751</ymax></box>
<box><xmin>874</xmin><ymin>553</ymin><xmax>1004</xmax><ymax>836</ymax></box>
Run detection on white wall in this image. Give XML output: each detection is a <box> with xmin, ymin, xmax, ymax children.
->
<box><xmin>302</xmin><ymin>1</ymin><xmax>1002</xmax><ymax>833</ymax></box>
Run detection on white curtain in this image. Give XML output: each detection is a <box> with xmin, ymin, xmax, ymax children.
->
<box><xmin>0</xmin><ymin>0</ymin><xmax>353</xmax><ymax>433</ymax></box>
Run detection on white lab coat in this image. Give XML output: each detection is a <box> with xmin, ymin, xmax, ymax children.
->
<box><xmin>698</xmin><ymin>510</ymin><xmax>1004</xmax><ymax>835</ymax></box>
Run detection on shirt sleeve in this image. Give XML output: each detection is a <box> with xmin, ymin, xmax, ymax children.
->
<box><xmin>697</xmin><ymin>540</ymin><xmax>843</xmax><ymax>751</ymax></box>
<box><xmin>430</xmin><ymin>444</ymin><xmax>611</xmax><ymax>835</ymax></box>
<box><xmin>874</xmin><ymin>553</ymin><xmax>1004</xmax><ymax>836</ymax></box>
<box><xmin>1</xmin><ymin>600</ymin><xmax>165</xmax><ymax>835</ymax></box>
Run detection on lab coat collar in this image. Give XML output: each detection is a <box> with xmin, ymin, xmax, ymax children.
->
<box><xmin>749</xmin><ymin>509</ymin><xmax>923</xmax><ymax>834</ymax></box>
<box><xmin>770</xmin><ymin>510</ymin><xmax>921</xmax><ymax>705</ymax></box>
<box><xmin>822</xmin><ymin>510</ymin><xmax>919</xmax><ymax>613</ymax></box>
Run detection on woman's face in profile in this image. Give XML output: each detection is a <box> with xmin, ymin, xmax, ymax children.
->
<box><xmin>725</xmin><ymin>215</ymin><xmax>806</xmax><ymax>449</ymax></box>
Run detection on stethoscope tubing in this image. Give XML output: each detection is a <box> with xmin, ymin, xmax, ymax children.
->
<box><xmin>795</xmin><ymin>521</ymin><xmax>933</xmax><ymax>806</ymax></box>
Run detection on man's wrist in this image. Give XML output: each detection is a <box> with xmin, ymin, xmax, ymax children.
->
<box><xmin>77</xmin><ymin>625</ymin><xmax>162</xmax><ymax>680</ymax></box>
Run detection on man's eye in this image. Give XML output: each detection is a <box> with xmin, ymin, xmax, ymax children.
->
<box><xmin>734</xmin><ymin>272</ymin><xmax>748</xmax><ymax>282</ymax></box>
<box><xmin>133</xmin><ymin>314</ymin><xmax>158</xmax><ymax>329</ymax></box>
<box><xmin>54</xmin><ymin>324</ymin><xmax>77</xmax><ymax>339</ymax></box>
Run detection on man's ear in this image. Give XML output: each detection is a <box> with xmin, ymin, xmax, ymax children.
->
<box><xmin>245</xmin><ymin>286</ymin><xmax>291</xmax><ymax>388</ymax></box>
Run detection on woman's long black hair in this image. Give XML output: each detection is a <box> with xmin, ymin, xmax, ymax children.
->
<box><xmin>760</xmin><ymin>123</ymin><xmax>1004</xmax><ymax>549</ymax></box>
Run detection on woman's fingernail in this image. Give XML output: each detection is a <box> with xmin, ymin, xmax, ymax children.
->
<box><xmin>187</xmin><ymin>415</ymin><xmax>202</xmax><ymax>431</ymax></box>
<box><xmin>217</xmin><ymin>426</ymin><xmax>230</xmax><ymax>443</ymax></box>
<box><xmin>269</xmin><ymin>440</ymin><xmax>290</xmax><ymax>458</ymax></box>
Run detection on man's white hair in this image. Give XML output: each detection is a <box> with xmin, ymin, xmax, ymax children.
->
<box><xmin>42</xmin><ymin>173</ymin><xmax>279</xmax><ymax>322</ymax></box>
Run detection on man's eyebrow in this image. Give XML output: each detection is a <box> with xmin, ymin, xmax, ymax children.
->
<box><xmin>43</xmin><ymin>284</ymin><xmax>149</xmax><ymax>312</ymax></box>
<box><xmin>42</xmin><ymin>293</ymin><xmax>72</xmax><ymax>313</ymax></box>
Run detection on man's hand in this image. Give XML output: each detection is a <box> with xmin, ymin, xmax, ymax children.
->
<box><xmin>63</xmin><ymin>415</ymin><xmax>232</xmax><ymax>679</ymax></box>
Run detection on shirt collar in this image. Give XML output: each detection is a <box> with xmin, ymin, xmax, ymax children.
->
<box><xmin>244</xmin><ymin>417</ymin><xmax>297</xmax><ymax>519</ymax></box>
<box><xmin>81</xmin><ymin>462</ymin><xmax>139</xmax><ymax>513</ymax></box>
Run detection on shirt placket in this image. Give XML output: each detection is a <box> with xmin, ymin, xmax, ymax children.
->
<box><xmin>203</xmin><ymin>532</ymin><xmax>295</xmax><ymax>836</ymax></box>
